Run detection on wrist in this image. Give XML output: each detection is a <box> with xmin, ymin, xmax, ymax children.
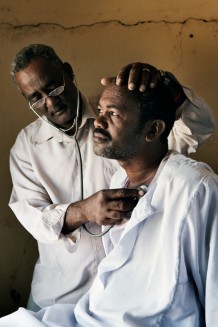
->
<box><xmin>62</xmin><ymin>202</ymin><xmax>88</xmax><ymax>234</ymax></box>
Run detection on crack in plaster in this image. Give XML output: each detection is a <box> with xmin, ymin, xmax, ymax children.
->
<box><xmin>1</xmin><ymin>17</ymin><xmax>216</xmax><ymax>87</ymax></box>
<box><xmin>1</xmin><ymin>17</ymin><xmax>218</xmax><ymax>30</ymax></box>
<box><xmin>1</xmin><ymin>17</ymin><xmax>216</xmax><ymax>91</ymax></box>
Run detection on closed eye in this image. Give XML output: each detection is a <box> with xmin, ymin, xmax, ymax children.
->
<box><xmin>28</xmin><ymin>94</ymin><xmax>42</xmax><ymax>104</ymax></box>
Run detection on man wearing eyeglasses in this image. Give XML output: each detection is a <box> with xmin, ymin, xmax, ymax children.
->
<box><xmin>9</xmin><ymin>44</ymin><xmax>215</xmax><ymax>311</ymax></box>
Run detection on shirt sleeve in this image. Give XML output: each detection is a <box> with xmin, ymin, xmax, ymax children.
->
<box><xmin>168</xmin><ymin>86</ymin><xmax>216</xmax><ymax>155</ymax></box>
<box><xmin>199</xmin><ymin>178</ymin><xmax>218</xmax><ymax>326</ymax></box>
<box><xmin>9</xmin><ymin>131</ymin><xmax>81</xmax><ymax>251</ymax></box>
<box><xmin>185</xmin><ymin>175</ymin><xmax>218</xmax><ymax>325</ymax></box>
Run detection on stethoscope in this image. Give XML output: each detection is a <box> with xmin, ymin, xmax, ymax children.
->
<box><xmin>29</xmin><ymin>75</ymin><xmax>112</xmax><ymax>237</ymax></box>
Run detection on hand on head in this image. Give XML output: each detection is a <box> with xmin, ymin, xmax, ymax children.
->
<box><xmin>101</xmin><ymin>62</ymin><xmax>161</xmax><ymax>92</ymax></box>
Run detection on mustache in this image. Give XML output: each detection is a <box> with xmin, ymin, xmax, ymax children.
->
<box><xmin>93</xmin><ymin>128</ymin><xmax>111</xmax><ymax>140</ymax></box>
<box><xmin>51</xmin><ymin>104</ymin><xmax>65</xmax><ymax>114</ymax></box>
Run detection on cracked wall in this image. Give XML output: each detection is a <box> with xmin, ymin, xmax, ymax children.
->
<box><xmin>0</xmin><ymin>0</ymin><xmax>217</xmax><ymax>316</ymax></box>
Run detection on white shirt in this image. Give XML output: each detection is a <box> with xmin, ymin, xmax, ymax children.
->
<box><xmin>8</xmin><ymin>89</ymin><xmax>215</xmax><ymax>308</ymax></box>
<box><xmin>9</xmin><ymin>95</ymin><xmax>118</xmax><ymax>307</ymax></box>
<box><xmin>73</xmin><ymin>152</ymin><xmax>218</xmax><ymax>326</ymax></box>
<box><xmin>2</xmin><ymin>152</ymin><xmax>218</xmax><ymax>327</ymax></box>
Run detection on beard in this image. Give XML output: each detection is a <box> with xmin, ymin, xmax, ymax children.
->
<box><xmin>94</xmin><ymin>130</ymin><xmax>143</xmax><ymax>161</ymax></box>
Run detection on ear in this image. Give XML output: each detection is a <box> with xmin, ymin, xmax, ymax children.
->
<box><xmin>62</xmin><ymin>62</ymin><xmax>74</xmax><ymax>80</ymax></box>
<box><xmin>145</xmin><ymin>120</ymin><xmax>166</xmax><ymax>142</ymax></box>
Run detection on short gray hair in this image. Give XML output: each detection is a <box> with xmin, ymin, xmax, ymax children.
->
<box><xmin>10</xmin><ymin>44</ymin><xmax>63</xmax><ymax>80</ymax></box>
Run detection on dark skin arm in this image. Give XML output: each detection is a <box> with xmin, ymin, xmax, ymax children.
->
<box><xmin>62</xmin><ymin>188</ymin><xmax>144</xmax><ymax>234</ymax></box>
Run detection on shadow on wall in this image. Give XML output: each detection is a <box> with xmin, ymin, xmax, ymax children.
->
<box><xmin>0</xmin><ymin>221</ymin><xmax>38</xmax><ymax>317</ymax></box>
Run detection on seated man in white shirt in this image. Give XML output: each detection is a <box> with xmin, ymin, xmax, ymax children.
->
<box><xmin>1</xmin><ymin>77</ymin><xmax>218</xmax><ymax>326</ymax></box>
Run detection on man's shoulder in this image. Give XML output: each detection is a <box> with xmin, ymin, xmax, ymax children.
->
<box><xmin>150</xmin><ymin>152</ymin><xmax>218</xmax><ymax>214</ymax></box>
<box><xmin>164</xmin><ymin>152</ymin><xmax>217</xmax><ymax>185</ymax></box>
<box><xmin>17</xmin><ymin>118</ymin><xmax>43</xmax><ymax>137</ymax></box>
<box><xmin>11</xmin><ymin>118</ymin><xmax>45</xmax><ymax>150</ymax></box>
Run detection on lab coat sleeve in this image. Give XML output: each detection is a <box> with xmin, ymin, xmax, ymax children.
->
<box><xmin>168</xmin><ymin>86</ymin><xmax>216</xmax><ymax>155</ymax></box>
<box><xmin>185</xmin><ymin>175</ymin><xmax>218</xmax><ymax>326</ymax></box>
<box><xmin>9</xmin><ymin>132</ymin><xmax>81</xmax><ymax>251</ymax></box>
<box><xmin>199</xmin><ymin>178</ymin><xmax>218</xmax><ymax>326</ymax></box>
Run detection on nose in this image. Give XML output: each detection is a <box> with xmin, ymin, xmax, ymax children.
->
<box><xmin>45</xmin><ymin>96</ymin><xmax>59</xmax><ymax>110</ymax></box>
<box><xmin>94</xmin><ymin>114</ymin><xmax>108</xmax><ymax>129</ymax></box>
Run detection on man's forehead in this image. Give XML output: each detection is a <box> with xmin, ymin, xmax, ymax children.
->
<box><xmin>20</xmin><ymin>58</ymin><xmax>60</xmax><ymax>76</ymax></box>
<box><xmin>15</xmin><ymin>58</ymin><xmax>61</xmax><ymax>83</ymax></box>
<box><xmin>100</xmin><ymin>85</ymin><xmax>131</xmax><ymax>105</ymax></box>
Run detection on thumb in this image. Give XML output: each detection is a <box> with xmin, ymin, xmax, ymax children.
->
<box><xmin>101</xmin><ymin>77</ymin><xmax>116</xmax><ymax>86</ymax></box>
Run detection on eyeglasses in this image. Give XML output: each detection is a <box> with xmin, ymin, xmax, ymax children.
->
<box><xmin>29</xmin><ymin>73</ymin><xmax>65</xmax><ymax>110</ymax></box>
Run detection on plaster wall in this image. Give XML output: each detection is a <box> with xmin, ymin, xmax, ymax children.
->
<box><xmin>0</xmin><ymin>0</ymin><xmax>217</xmax><ymax>316</ymax></box>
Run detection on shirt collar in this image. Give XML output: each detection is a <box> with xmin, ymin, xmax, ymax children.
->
<box><xmin>34</xmin><ymin>93</ymin><xmax>97</xmax><ymax>144</ymax></box>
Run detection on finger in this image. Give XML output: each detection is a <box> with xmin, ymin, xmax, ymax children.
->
<box><xmin>127</xmin><ymin>64</ymin><xmax>141</xmax><ymax>91</ymax></box>
<box><xmin>109</xmin><ymin>198</ymin><xmax>139</xmax><ymax>212</ymax></box>
<box><xmin>139</xmin><ymin>68</ymin><xmax>161</xmax><ymax>92</ymax></box>
<box><xmin>101</xmin><ymin>76</ymin><xmax>116</xmax><ymax>86</ymax></box>
<box><xmin>104</xmin><ymin>210</ymin><xmax>126</xmax><ymax>222</ymax></box>
<box><xmin>128</xmin><ymin>63</ymin><xmax>154</xmax><ymax>91</ymax></box>
<box><xmin>148</xmin><ymin>70</ymin><xmax>161</xmax><ymax>89</ymax></box>
<box><xmin>115</xmin><ymin>64</ymin><xmax>132</xmax><ymax>86</ymax></box>
<box><xmin>106</xmin><ymin>188</ymin><xmax>145</xmax><ymax>200</ymax></box>
<box><xmin>139</xmin><ymin>68</ymin><xmax>151</xmax><ymax>92</ymax></box>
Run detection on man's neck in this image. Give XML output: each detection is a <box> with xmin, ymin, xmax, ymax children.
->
<box><xmin>119</xmin><ymin>146</ymin><xmax>168</xmax><ymax>189</ymax></box>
